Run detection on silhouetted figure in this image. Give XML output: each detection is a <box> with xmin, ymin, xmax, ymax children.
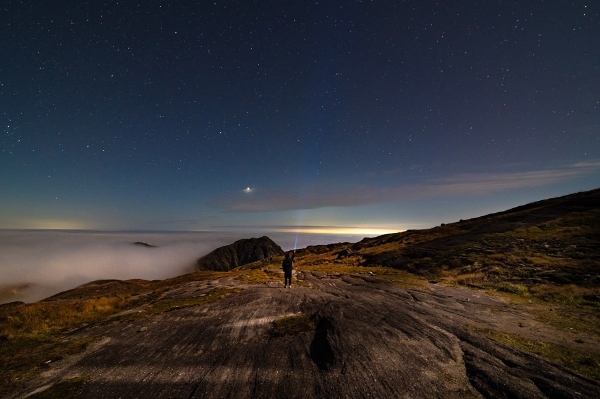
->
<box><xmin>282</xmin><ymin>250</ymin><xmax>295</xmax><ymax>288</ymax></box>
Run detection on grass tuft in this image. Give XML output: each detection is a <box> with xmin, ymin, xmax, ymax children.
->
<box><xmin>496</xmin><ymin>283</ymin><xmax>529</xmax><ymax>296</ymax></box>
<box><xmin>479</xmin><ymin>329</ymin><xmax>600</xmax><ymax>382</ymax></box>
<box><xmin>271</xmin><ymin>313</ymin><xmax>316</xmax><ymax>337</ymax></box>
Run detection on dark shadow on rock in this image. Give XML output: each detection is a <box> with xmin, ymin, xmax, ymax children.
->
<box><xmin>531</xmin><ymin>377</ymin><xmax>575</xmax><ymax>399</ymax></box>
<box><xmin>310</xmin><ymin>317</ymin><xmax>335</xmax><ymax>371</ymax></box>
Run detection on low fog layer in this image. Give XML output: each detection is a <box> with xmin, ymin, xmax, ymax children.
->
<box><xmin>0</xmin><ymin>231</ymin><xmax>246</xmax><ymax>304</ymax></box>
<box><xmin>0</xmin><ymin>230</ymin><xmax>363</xmax><ymax>304</ymax></box>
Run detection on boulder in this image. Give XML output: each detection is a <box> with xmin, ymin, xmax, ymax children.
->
<box><xmin>336</xmin><ymin>248</ymin><xmax>352</xmax><ymax>259</ymax></box>
<box><xmin>196</xmin><ymin>236</ymin><xmax>284</xmax><ymax>271</ymax></box>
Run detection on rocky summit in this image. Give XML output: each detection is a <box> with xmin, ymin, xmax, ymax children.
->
<box><xmin>1</xmin><ymin>189</ymin><xmax>599</xmax><ymax>398</ymax></box>
<box><xmin>196</xmin><ymin>236</ymin><xmax>284</xmax><ymax>271</ymax></box>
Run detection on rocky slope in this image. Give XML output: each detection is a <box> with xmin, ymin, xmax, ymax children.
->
<box><xmin>5</xmin><ymin>271</ymin><xmax>599</xmax><ymax>399</ymax></box>
<box><xmin>2</xmin><ymin>189</ymin><xmax>599</xmax><ymax>398</ymax></box>
<box><xmin>350</xmin><ymin>188</ymin><xmax>600</xmax><ymax>288</ymax></box>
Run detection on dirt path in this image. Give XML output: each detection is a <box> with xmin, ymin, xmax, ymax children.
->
<box><xmin>15</xmin><ymin>272</ymin><xmax>600</xmax><ymax>399</ymax></box>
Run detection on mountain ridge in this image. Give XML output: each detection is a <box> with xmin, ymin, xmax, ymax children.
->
<box><xmin>1</xmin><ymin>188</ymin><xmax>599</xmax><ymax>398</ymax></box>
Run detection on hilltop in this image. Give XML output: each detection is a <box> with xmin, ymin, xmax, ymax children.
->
<box><xmin>351</xmin><ymin>187</ymin><xmax>600</xmax><ymax>289</ymax></box>
<box><xmin>1</xmin><ymin>189</ymin><xmax>599</xmax><ymax>398</ymax></box>
<box><xmin>196</xmin><ymin>236</ymin><xmax>284</xmax><ymax>271</ymax></box>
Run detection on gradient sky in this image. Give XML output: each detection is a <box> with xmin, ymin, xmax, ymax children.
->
<box><xmin>1</xmin><ymin>1</ymin><xmax>599</xmax><ymax>234</ymax></box>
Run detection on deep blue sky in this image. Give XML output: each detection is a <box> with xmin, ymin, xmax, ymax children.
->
<box><xmin>1</xmin><ymin>1</ymin><xmax>599</xmax><ymax>234</ymax></box>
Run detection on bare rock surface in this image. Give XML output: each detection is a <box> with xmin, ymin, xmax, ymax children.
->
<box><xmin>17</xmin><ymin>273</ymin><xmax>600</xmax><ymax>399</ymax></box>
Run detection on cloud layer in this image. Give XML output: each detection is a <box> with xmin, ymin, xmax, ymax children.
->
<box><xmin>0</xmin><ymin>230</ymin><xmax>371</xmax><ymax>304</ymax></box>
<box><xmin>0</xmin><ymin>231</ymin><xmax>240</xmax><ymax>304</ymax></box>
<box><xmin>220</xmin><ymin>162</ymin><xmax>600</xmax><ymax>212</ymax></box>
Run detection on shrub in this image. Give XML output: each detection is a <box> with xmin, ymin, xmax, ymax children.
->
<box><xmin>497</xmin><ymin>283</ymin><xmax>529</xmax><ymax>296</ymax></box>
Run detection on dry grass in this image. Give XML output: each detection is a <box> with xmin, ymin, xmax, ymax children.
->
<box><xmin>236</xmin><ymin>268</ymin><xmax>280</xmax><ymax>284</ymax></box>
<box><xmin>271</xmin><ymin>313</ymin><xmax>316</xmax><ymax>337</ymax></box>
<box><xmin>0</xmin><ymin>296</ymin><xmax>129</xmax><ymax>340</ymax></box>
<box><xmin>294</xmin><ymin>252</ymin><xmax>340</xmax><ymax>267</ymax></box>
<box><xmin>479</xmin><ymin>329</ymin><xmax>600</xmax><ymax>382</ymax></box>
<box><xmin>536</xmin><ymin>307</ymin><xmax>600</xmax><ymax>338</ymax></box>
<box><xmin>444</xmin><ymin>272</ymin><xmax>487</xmax><ymax>287</ymax></box>
<box><xmin>529</xmin><ymin>284</ymin><xmax>600</xmax><ymax>307</ymax></box>
<box><xmin>0</xmin><ymin>296</ymin><xmax>131</xmax><ymax>395</ymax></box>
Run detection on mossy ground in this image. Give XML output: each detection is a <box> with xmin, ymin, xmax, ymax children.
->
<box><xmin>476</xmin><ymin>328</ymin><xmax>600</xmax><ymax>382</ymax></box>
<box><xmin>0</xmin><ymin>335</ymin><xmax>93</xmax><ymax>397</ymax></box>
<box><xmin>271</xmin><ymin>313</ymin><xmax>316</xmax><ymax>337</ymax></box>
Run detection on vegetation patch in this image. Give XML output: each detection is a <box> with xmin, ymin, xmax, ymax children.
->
<box><xmin>496</xmin><ymin>283</ymin><xmax>529</xmax><ymax>296</ymax></box>
<box><xmin>529</xmin><ymin>284</ymin><xmax>600</xmax><ymax>308</ymax></box>
<box><xmin>354</xmin><ymin>199</ymin><xmax>600</xmax><ymax>293</ymax></box>
<box><xmin>0</xmin><ymin>296</ymin><xmax>129</xmax><ymax>340</ymax></box>
<box><xmin>0</xmin><ymin>336</ymin><xmax>93</xmax><ymax>398</ymax></box>
<box><xmin>478</xmin><ymin>329</ymin><xmax>600</xmax><ymax>382</ymax></box>
<box><xmin>29</xmin><ymin>376</ymin><xmax>89</xmax><ymax>399</ymax></box>
<box><xmin>271</xmin><ymin>313</ymin><xmax>316</xmax><ymax>337</ymax></box>
<box><xmin>236</xmin><ymin>268</ymin><xmax>280</xmax><ymax>284</ymax></box>
<box><xmin>536</xmin><ymin>307</ymin><xmax>600</xmax><ymax>338</ymax></box>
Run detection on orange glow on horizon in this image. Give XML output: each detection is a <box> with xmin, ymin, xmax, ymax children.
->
<box><xmin>15</xmin><ymin>219</ymin><xmax>91</xmax><ymax>230</ymax></box>
<box><xmin>275</xmin><ymin>226</ymin><xmax>402</xmax><ymax>236</ymax></box>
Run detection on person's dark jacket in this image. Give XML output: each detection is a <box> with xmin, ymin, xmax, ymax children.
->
<box><xmin>282</xmin><ymin>256</ymin><xmax>293</xmax><ymax>273</ymax></box>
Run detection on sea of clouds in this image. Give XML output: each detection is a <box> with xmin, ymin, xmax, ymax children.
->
<box><xmin>0</xmin><ymin>230</ymin><xmax>361</xmax><ymax>304</ymax></box>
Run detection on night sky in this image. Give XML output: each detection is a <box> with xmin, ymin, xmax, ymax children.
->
<box><xmin>2</xmin><ymin>1</ymin><xmax>599</xmax><ymax>235</ymax></box>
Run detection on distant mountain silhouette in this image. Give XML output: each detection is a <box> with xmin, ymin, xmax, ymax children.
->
<box><xmin>196</xmin><ymin>236</ymin><xmax>284</xmax><ymax>271</ymax></box>
<box><xmin>133</xmin><ymin>241</ymin><xmax>157</xmax><ymax>248</ymax></box>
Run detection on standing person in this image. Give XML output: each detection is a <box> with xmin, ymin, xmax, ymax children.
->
<box><xmin>282</xmin><ymin>250</ymin><xmax>295</xmax><ymax>288</ymax></box>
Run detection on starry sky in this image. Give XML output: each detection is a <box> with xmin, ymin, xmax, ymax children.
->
<box><xmin>1</xmin><ymin>1</ymin><xmax>599</xmax><ymax>235</ymax></box>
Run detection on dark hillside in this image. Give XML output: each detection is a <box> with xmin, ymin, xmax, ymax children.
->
<box><xmin>352</xmin><ymin>188</ymin><xmax>600</xmax><ymax>289</ymax></box>
<box><xmin>196</xmin><ymin>236</ymin><xmax>284</xmax><ymax>271</ymax></box>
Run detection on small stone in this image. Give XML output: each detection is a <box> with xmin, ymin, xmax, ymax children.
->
<box><xmin>138</xmin><ymin>327</ymin><xmax>148</xmax><ymax>333</ymax></box>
